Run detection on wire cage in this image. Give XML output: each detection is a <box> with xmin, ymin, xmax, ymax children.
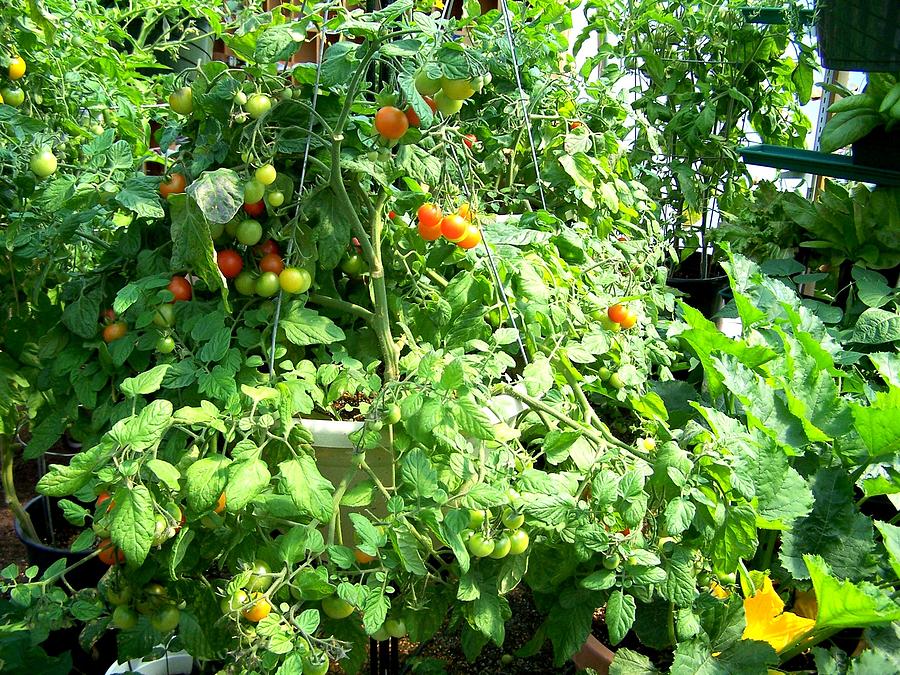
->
<box><xmin>816</xmin><ymin>0</ymin><xmax>900</xmax><ymax>71</ymax></box>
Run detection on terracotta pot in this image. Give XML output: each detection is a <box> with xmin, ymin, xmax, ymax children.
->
<box><xmin>571</xmin><ymin>634</ymin><xmax>615</xmax><ymax>673</ymax></box>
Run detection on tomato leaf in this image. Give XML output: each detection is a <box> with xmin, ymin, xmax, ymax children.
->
<box><xmin>279</xmin><ymin>456</ymin><xmax>334</xmax><ymax>523</ymax></box>
<box><xmin>606</xmin><ymin>591</ymin><xmax>637</xmax><ymax>645</ymax></box>
<box><xmin>110</xmin><ymin>484</ymin><xmax>155</xmax><ymax>566</ymax></box>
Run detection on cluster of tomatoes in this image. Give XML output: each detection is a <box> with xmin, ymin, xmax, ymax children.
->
<box><xmin>217</xmin><ymin>234</ymin><xmax>312</xmax><ymax>298</ymax></box>
<box><xmin>415</xmin><ymin>202</ymin><xmax>482</xmax><ymax>250</ymax></box>
<box><xmin>169</xmin><ymin>84</ymin><xmax>275</xmax><ymax>124</ymax></box>
<box><xmin>462</xmin><ymin>491</ymin><xmax>530</xmax><ymax>560</ymax></box>
<box><xmin>104</xmin><ymin>576</ymin><xmax>182</xmax><ymax>634</ymax></box>
<box><xmin>606</xmin><ymin>302</ymin><xmax>638</xmax><ymax>330</ymax></box>
<box><xmin>1</xmin><ymin>54</ymin><xmax>58</xmax><ymax>178</ymax></box>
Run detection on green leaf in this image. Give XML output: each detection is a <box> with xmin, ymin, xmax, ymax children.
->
<box><xmin>851</xmin><ymin>387</ymin><xmax>900</xmax><ymax>459</ymax></box>
<box><xmin>254</xmin><ymin>23</ymin><xmax>306</xmax><ymax>64</ymax></box>
<box><xmin>851</xmin><ymin>308</ymin><xmax>900</xmax><ymax>344</ymax></box>
<box><xmin>62</xmin><ymin>289</ymin><xmax>102</xmax><ymax>339</ymax></box>
<box><xmin>279</xmin><ymin>456</ymin><xmax>334</xmax><ymax>523</ymax></box>
<box><xmin>108</xmin><ymin>399</ymin><xmax>173</xmax><ymax>452</ymax></box>
<box><xmin>279</xmin><ymin>304</ymin><xmax>345</xmax><ymax>347</ymax></box>
<box><xmin>168</xmin><ymin>193</ymin><xmax>227</xmax><ymax>310</ymax></box>
<box><xmin>606</xmin><ymin>591</ymin><xmax>637</xmax><ymax>645</ymax></box>
<box><xmin>610</xmin><ymin>648</ymin><xmax>661</xmax><ymax>674</ymax></box>
<box><xmin>145</xmin><ymin>459</ymin><xmax>181</xmax><ymax>491</ymax></box>
<box><xmin>875</xmin><ymin>521</ymin><xmax>900</xmax><ymax>580</ymax></box>
<box><xmin>120</xmin><ymin>365</ymin><xmax>170</xmax><ymax>398</ymax></box>
<box><xmin>225</xmin><ymin>459</ymin><xmax>271</xmax><ymax>512</ymax></box>
<box><xmin>664</xmin><ymin>547</ymin><xmax>698</xmax><ymax>607</ymax></box>
<box><xmin>852</xmin><ymin>267</ymin><xmax>893</xmax><ymax>308</ymax></box>
<box><xmin>819</xmin><ymin>109</ymin><xmax>880</xmax><ymax>153</ymax></box>
<box><xmin>185</xmin><ymin>168</ymin><xmax>243</xmax><ymax>224</ymax></box>
<box><xmin>711</xmin><ymin>504</ymin><xmax>758</xmax><ymax>573</ymax></box>
<box><xmin>400</xmin><ymin>448</ymin><xmax>437</xmax><ymax>499</ymax></box>
<box><xmin>462</xmin><ymin>588</ymin><xmax>511</xmax><ymax>646</ymax></box>
<box><xmin>58</xmin><ymin>499</ymin><xmax>89</xmax><ymax>526</ymax></box>
<box><xmin>23</xmin><ymin>414</ymin><xmax>67</xmax><ymax>460</ymax></box>
<box><xmin>806</xmin><ymin>554</ymin><xmax>900</xmax><ymax>630</ymax></box>
<box><xmin>392</xmin><ymin>528</ymin><xmax>427</xmax><ymax>576</ymax></box>
<box><xmin>110</xmin><ymin>484</ymin><xmax>155</xmax><ymax>566</ymax></box>
<box><xmin>115</xmin><ymin>175</ymin><xmax>165</xmax><ymax>219</ymax></box>
<box><xmin>185</xmin><ymin>455</ymin><xmax>231</xmax><ymax>512</ymax></box>
<box><xmin>37</xmin><ymin>437</ymin><xmax>116</xmax><ymax>496</ymax></box>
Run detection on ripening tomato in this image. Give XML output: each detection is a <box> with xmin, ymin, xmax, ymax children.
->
<box><xmin>607</xmin><ymin>304</ymin><xmax>628</xmax><ymax>324</ymax></box>
<box><xmin>417</xmin><ymin>220</ymin><xmax>442</xmax><ymax>241</ymax></box>
<box><xmin>213</xmin><ymin>492</ymin><xmax>226</xmax><ymax>514</ymax></box>
<box><xmin>98</xmin><ymin>539</ymin><xmax>125</xmax><ymax>565</ymax></box>
<box><xmin>255</xmin><ymin>272</ymin><xmax>280</xmax><ymax>297</ymax></box>
<box><xmin>8</xmin><ymin>56</ymin><xmax>26</xmax><ymax>80</ymax></box>
<box><xmin>217</xmin><ymin>249</ymin><xmax>244</xmax><ymax>278</ymax></box>
<box><xmin>405</xmin><ymin>106</ymin><xmax>421</xmax><ymax>128</ymax></box>
<box><xmin>160</xmin><ymin>173</ymin><xmax>186</xmax><ymax>199</ymax></box>
<box><xmin>433</xmin><ymin>90</ymin><xmax>463</xmax><ymax>115</ymax></box>
<box><xmin>619</xmin><ymin>309</ymin><xmax>638</xmax><ymax>329</ymax></box>
<box><xmin>268</xmin><ymin>190</ymin><xmax>285</xmax><ymax>207</ymax></box>
<box><xmin>570</xmin><ymin>121</ymin><xmax>583</xmax><ymax>129</ymax></box>
<box><xmin>167</xmin><ymin>276</ymin><xmax>192</xmax><ymax>302</ymax></box>
<box><xmin>417</xmin><ymin>203</ymin><xmax>442</xmax><ymax>229</ymax></box>
<box><xmin>440</xmin><ymin>77</ymin><xmax>476</xmax><ymax>100</ymax></box>
<box><xmin>245</xmin><ymin>93</ymin><xmax>272</xmax><ymax>119</ymax></box>
<box><xmin>235</xmin><ymin>271</ymin><xmax>257</xmax><ymax>296</ymax></box>
<box><xmin>255</xmin><ymin>164</ymin><xmax>277</xmax><ymax>185</ymax></box>
<box><xmin>388</xmin><ymin>210</ymin><xmax>396</xmax><ymax>219</ymax></box>
<box><xmin>103</xmin><ymin>322</ymin><xmax>127</xmax><ymax>343</ymax></box>
<box><xmin>415</xmin><ymin>70</ymin><xmax>442</xmax><ymax>96</ymax></box>
<box><xmin>457</xmin><ymin>203</ymin><xmax>473</xmax><ymax>221</ymax></box>
<box><xmin>168</xmin><ymin>87</ymin><xmax>193</xmax><ymax>115</ymax></box>
<box><xmin>322</xmin><ymin>595</ymin><xmax>354</xmax><ymax>619</ymax></box>
<box><xmin>259</xmin><ymin>253</ymin><xmax>284</xmax><ymax>275</ymax></box>
<box><xmin>244</xmin><ymin>200</ymin><xmax>265</xmax><ymax>217</ymax></box>
<box><xmin>256</xmin><ymin>239</ymin><xmax>280</xmax><ymax>257</ymax></box>
<box><xmin>354</xmin><ymin>548</ymin><xmax>376</xmax><ymax>564</ymax></box>
<box><xmin>279</xmin><ymin>267</ymin><xmax>312</xmax><ymax>294</ymax></box>
<box><xmin>30</xmin><ymin>149</ymin><xmax>58</xmax><ymax>177</ymax></box>
<box><xmin>236</xmin><ymin>219</ymin><xmax>263</xmax><ymax>246</ymax></box>
<box><xmin>440</xmin><ymin>214</ymin><xmax>468</xmax><ymax>242</ymax></box>
<box><xmin>374</xmin><ymin>106</ymin><xmax>409</xmax><ymax>140</ymax></box>
<box><xmin>97</xmin><ymin>491</ymin><xmax>114</xmax><ymax>512</ymax></box>
<box><xmin>463</xmin><ymin>134</ymin><xmax>476</xmax><ymax>149</ymax></box>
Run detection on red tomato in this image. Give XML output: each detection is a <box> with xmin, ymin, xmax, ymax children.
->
<box><xmin>96</xmin><ymin>491</ymin><xmax>114</xmax><ymax>512</ymax></box>
<box><xmin>570</xmin><ymin>121</ymin><xmax>583</xmax><ymax>129</ymax></box>
<box><xmin>101</xmin><ymin>308</ymin><xmax>117</xmax><ymax>323</ymax></box>
<box><xmin>217</xmin><ymin>249</ymin><xmax>243</xmax><ymax>279</ymax></box>
<box><xmin>260</xmin><ymin>253</ymin><xmax>284</xmax><ymax>275</ymax></box>
<box><xmin>463</xmin><ymin>134</ymin><xmax>476</xmax><ymax>149</ymax></box>
<box><xmin>424</xmin><ymin>96</ymin><xmax>438</xmax><ymax>113</ymax></box>
<box><xmin>244</xmin><ymin>200</ymin><xmax>266</xmax><ymax>218</ymax></box>
<box><xmin>168</xmin><ymin>276</ymin><xmax>192</xmax><ymax>302</ymax></box>
<box><xmin>98</xmin><ymin>539</ymin><xmax>125</xmax><ymax>565</ymax></box>
<box><xmin>160</xmin><ymin>173</ymin><xmax>186</xmax><ymax>199</ymax></box>
<box><xmin>255</xmin><ymin>239</ymin><xmax>280</xmax><ymax>257</ymax></box>
<box><xmin>417</xmin><ymin>221</ymin><xmax>442</xmax><ymax>241</ymax></box>
<box><xmin>607</xmin><ymin>304</ymin><xmax>628</xmax><ymax>324</ymax></box>
<box><xmin>102</xmin><ymin>322</ymin><xmax>127</xmax><ymax>343</ymax></box>
<box><xmin>388</xmin><ymin>211</ymin><xmax>396</xmax><ymax>220</ymax></box>
<box><xmin>440</xmin><ymin>214</ymin><xmax>468</xmax><ymax>242</ymax></box>
<box><xmin>405</xmin><ymin>107</ymin><xmax>420</xmax><ymax>128</ymax></box>
<box><xmin>374</xmin><ymin>106</ymin><xmax>409</xmax><ymax>140</ymax></box>
<box><xmin>417</xmin><ymin>203</ymin><xmax>442</xmax><ymax>229</ymax></box>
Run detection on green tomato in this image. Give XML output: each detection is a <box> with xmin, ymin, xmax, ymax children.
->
<box><xmin>255</xmin><ymin>164</ymin><xmax>277</xmax><ymax>185</ymax></box>
<box><xmin>246</xmin><ymin>559</ymin><xmax>273</xmax><ymax>592</ymax></box>
<box><xmin>501</xmin><ymin>508</ymin><xmax>524</xmax><ymax>530</ymax></box>
<box><xmin>608</xmin><ymin>372</ymin><xmax>625</xmax><ymax>390</ymax></box>
<box><xmin>340</xmin><ymin>253</ymin><xmax>367</xmax><ymax>277</ymax></box>
<box><xmin>489</xmin><ymin>534</ymin><xmax>511</xmax><ymax>559</ymax></box>
<box><xmin>385</xmin><ymin>618</ymin><xmax>407</xmax><ymax>638</ymax></box>
<box><xmin>236</xmin><ymin>219</ymin><xmax>263</xmax><ymax>246</ymax></box>
<box><xmin>220</xmin><ymin>588</ymin><xmax>249</xmax><ymax>614</ymax></box>
<box><xmin>507</xmin><ymin>529</ymin><xmax>529</xmax><ymax>555</ymax></box>
<box><xmin>302</xmin><ymin>651</ymin><xmax>330</xmax><ymax>675</ymax></box>
<box><xmin>168</xmin><ymin>87</ymin><xmax>193</xmax><ymax>115</ymax></box>
<box><xmin>209</xmin><ymin>220</ymin><xmax>225</xmax><ymax>239</ymax></box>
<box><xmin>371</xmin><ymin>627</ymin><xmax>390</xmax><ymax>641</ymax></box>
<box><xmin>415</xmin><ymin>70</ymin><xmax>442</xmax><ymax>96</ymax></box>
<box><xmin>255</xmin><ymin>272</ymin><xmax>281</xmax><ymax>297</ymax></box>
<box><xmin>468</xmin><ymin>509</ymin><xmax>486</xmax><ymax>529</ymax></box>
<box><xmin>30</xmin><ymin>149</ymin><xmax>58</xmax><ymax>177</ymax></box>
<box><xmin>433</xmin><ymin>90</ymin><xmax>463</xmax><ymax>115</ymax></box>
<box><xmin>440</xmin><ymin>77</ymin><xmax>476</xmax><ymax>100</ymax></box>
<box><xmin>244</xmin><ymin>179</ymin><xmax>266</xmax><ymax>204</ymax></box>
<box><xmin>467</xmin><ymin>533</ymin><xmax>494</xmax><ymax>558</ymax></box>
<box><xmin>268</xmin><ymin>190</ymin><xmax>285</xmax><ymax>207</ymax></box>
<box><xmin>278</xmin><ymin>88</ymin><xmax>294</xmax><ymax>101</ymax></box>
<box><xmin>279</xmin><ymin>267</ymin><xmax>312</xmax><ymax>294</ymax></box>
<box><xmin>106</xmin><ymin>584</ymin><xmax>132</xmax><ymax>606</ymax></box>
<box><xmin>1</xmin><ymin>87</ymin><xmax>25</xmax><ymax>107</ymax></box>
<box><xmin>233</xmin><ymin>90</ymin><xmax>248</xmax><ymax>106</ymax></box>
<box><xmin>150</xmin><ymin>605</ymin><xmax>180</xmax><ymax>633</ymax></box>
<box><xmin>152</xmin><ymin>513</ymin><xmax>171</xmax><ymax>543</ymax></box>
<box><xmin>599</xmin><ymin>315</ymin><xmax>622</xmax><ymax>333</ymax></box>
<box><xmin>598</xmin><ymin>366</ymin><xmax>611</xmax><ymax>381</ymax></box>
<box><xmin>112</xmin><ymin>605</ymin><xmax>138</xmax><ymax>630</ymax></box>
<box><xmin>235</xmin><ymin>271</ymin><xmax>258</xmax><ymax>296</ymax></box>
<box><xmin>245</xmin><ymin>93</ymin><xmax>272</xmax><ymax>119</ymax></box>
<box><xmin>321</xmin><ymin>595</ymin><xmax>354</xmax><ymax>619</ymax></box>
<box><xmin>602</xmin><ymin>553</ymin><xmax>621</xmax><ymax>570</ymax></box>
<box><xmin>153</xmin><ymin>304</ymin><xmax>175</xmax><ymax>328</ymax></box>
<box><xmin>384</xmin><ymin>403</ymin><xmax>401</xmax><ymax>426</ymax></box>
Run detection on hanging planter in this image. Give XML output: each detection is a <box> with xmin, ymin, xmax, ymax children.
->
<box><xmin>816</xmin><ymin>0</ymin><xmax>900</xmax><ymax>72</ymax></box>
<box><xmin>104</xmin><ymin>649</ymin><xmax>193</xmax><ymax>675</ymax></box>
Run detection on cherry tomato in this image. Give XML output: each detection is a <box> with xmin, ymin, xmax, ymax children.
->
<box><xmin>98</xmin><ymin>539</ymin><xmax>125</xmax><ymax>565</ymax></box>
<box><xmin>468</xmin><ymin>509</ymin><xmax>486</xmax><ymax>529</ymax></box>
<box><xmin>490</xmin><ymin>534</ymin><xmax>511</xmax><ymax>559</ymax></box>
<box><xmin>385</xmin><ymin>618</ymin><xmax>407</xmax><ymax>638</ymax></box>
<box><xmin>619</xmin><ymin>309</ymin><xmax>638</xmax><ymax>329</ymax></box>
<box><xmin>322</xmin><ymin>595</ymin><xmax>354</xmax><ymax>619</ymax></box>
<box><xmin>607</xmin><ymin>304</ymin><xmax>628</xmax><ymax>324</ymax></box>
<box><xmin>608</xmin><ymin>372</ymin><xmax>624</xmax><ymax>390</ymax></box>
<box><xmin>463</xmin><ymin>134</ymin><xmax>476</xmax><ymax>149</ymax></box>
<box><xmin>424</xmin><ymin>96</ymin><xmax>438</xmax><ymax>112</ymax></box>
<box><xmin>374</xmin><ymin>106</ymin><xmax>409</xmax><ymax>140</ymax></box>
<box><xmin>106</xmin><ymin>584</ymin><xmax>132</xmax><ymax>606</ymax></box>
<box><xmin>144</xmin><ymin>582</ymin><xmax>168</xmax><ymax>598</ymax></box>
<box><xmin>244</xmin><ymin>179</ymin><xmax>266</xmax><ymax>204</ymax></box>
<box><xmin>236</xmin><ymin>219</ymin><xmax>263</xmax><ymax>246</ymax></box>
<box><xmin>268</xmin><ymin>190</ymin><xmax>285</xmax><ymax>207</ymax></box>
<box><xmin>1</xmin><ymin>87</ymin><xmax>24</xmax><ymax>107</ymax></box>
<box><xmin>30</xmin><ymin>149</ymin><xmax>58</xmax><ymax>177</ymax></box>
<box><xmin>501</xmin><ymin>508</ymin><xmax>524</xmax><ymax>530</ymax></box>
<box><xmin>246</xmin><ymin>559</ymin><xmax>273</xmax><ymax>592</ymax></box>
<box><xmin>160</xmin><ymin>173</ymin><xmax>186</xmax><ymax>199</ymax></box>
<box><xmin>508</xmin><ymin>529</ymin><xmax>529</xmax><ymax>555</ymax></box>
<box><xmin>221</xmin><ymin>588</ymin><xmax>250</xmax><ymax>614</ymax></box>
<box><xmin>415</xmin><ymin>70</ymin><xmax>442</xmax><ymax>96</ymax></box>
<box><xmin>417</xmin><ymin>203</ymin><xmax>442</xmax><ymax>229</ymax></box>
<box><xmin>570</xmin><ymin>121</ymin><xmax>583</xmax><ymax>129</ymax></box>
<box><xmin>302</xmin><ymin>651</ymin><xmax>330</xmax><ymax>675</ymax></box>
<box><xmin>256</xmin><ymin>239</ymin><xmax>280</xmax><ymax>256</ymax></box>
<box><xmin>259</xmin><ymin>253</ymin><xmax>284</xmax><ymax>275</ymax></box>
<box><xmin>97</xmin><ymin>491</ymin><xmax>114</xmax><ymax>512</ymax></box>
<box><xmin>234</xmin><ymin>91</ymin><xmax>248</xmax><ymax>106</ymax></box>
<box><xmin>103</xmin><ymin>322</ymin><xmax>127</xmax><ymax>343</ymax></box>
<box><xmin>245</xmin><ymin>93</ymin><xmax>272</xmax><ymax>119</ymax></box>
<box><xmin>340</xmin><ymin>253</ymin><xmax>367</xmax><ymax>277</ymax></box>
<box><xmin>440</xmin><ymin>77</ymin><xmax>476</xmax><ymax>100</ymax></box>
<box><xmin>244</xmin><ymin>200</ymin><xmax>266</xmax><ymax>218</ymax></box>
<box><xmin>153</xmin><ymin>304</ymin><xmax>175</xmax><ymax>327</ymax></box>
<box><xmin>255</xmin><ymin>164</ymin><xmax>277</xmax><ymax>185</ymax></box>
<box><xmin>467</xmin><ymin>533</ymin><xmax>494</xmax><ymax>558</ymax></box>
<box><xmin>417</xmin><ymin>220</ymin><xmax>441</xmax><ymax>241</ymax></box>
<box><xmin>434</xmin><ymin>91</ymin><xmax>463</xmax><ymax>115</ymax></box>
<box><xmin>112</xmin><ymin>606</ymin><xmax>138</xmax><ymax>630</ymax></box>
<box><xmin>255</xmin><ymin>272</ymin><xmax>280</xmax><ymax>297</ymax></box>
<box><xmin>217</xmin><ymin>249</ymin><xmax>244</xmax><ymax>278</ymax></box>
<box><xmin>384</xmin><ymin>403</ymin><xmax>401</xmax><ymax>425</ymax></box>
<box><xmin>168</xmin><ymin>87</ymin><xmax>193</xmax><ymax>115</ymax></box>
<box><xmin>405</xmin><ymin>106</ymin><xmax>421</xmax><ymax>128</ymax></box>
<box><xmin>457</xmin><ymin>203</ymin><xmax>473</xmax><ymax>221</ymax></box>
<box><xmin>150</xmin><ymin>605</ymin><xmax>181</xmax><ymax>633</ymax></box>
<box><xmin>457</xmin><ymin>226</ymin><xmax>482</xmax><ymax>250</ymax></box>
<box><xmin>603</xmin><ymin>553</ymin><xmax>621</xmax><ymax>570</ymax></box>
<box><xmin>235</xmin><ymin>271</ymin><xmax>257</xmax><ymax>296</ymax></box>
<box><xmin>8</xmin><ymin>56</ymin><xmax>26</xmax><ymax>80</ymax></box>
<box><xmin>440</xmin><ymin>214</ymin><xmax>468</xmax><ymax>242</ymax></box>
<box><xmin>354</xmin><ymin>548</ymin><xmax>376</xmax><ymax>564</ymax></box>
<box><xmin>371</xmin><ymin>627</ymin><xmax>390</xmax><ymax>642</ymax></box>
<box><xmin>156</xmin><ymin>336</ymin><xmax>175</xmax><ymax>354</ymax></box>
<box><xmin>388</xmin><ymin>210</ymin><xmax>396</xmax><ymax>220</ymax></box>
<box><xmin>214</xmin><ymin>492</ymin><xmax>226</xmax><ymax>514</ymax></box>
<box><xmin>279</xmin><ymin>267</ymin><xmax>312</xmax><ymax>294</ymax></box>
<box><xmin>168</xmin><ymin>276</ymin><xmax>192</xmax><ymax>302</ymax></box>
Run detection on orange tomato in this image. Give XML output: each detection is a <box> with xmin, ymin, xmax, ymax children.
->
<box><xmin>374</xmin><ymin>106</ymin><xmax>408</xmax><ymax>140</ymax></box>
<box><xmin>259</xmin><ymin>253</ymin><xmax>284</xmax><ymax>275</ymax></box>
<box><xmin>214</xmin><ymin>492</ymin><xmax>226</xmax><ymax>514</ymax></box>
<box><xmin>619</xmin><ymin>310</ymin><xmax>638</xmax><ymax>329</ymax></box>
<box><xmin>607</xmin><ymin>304</ymin><xmax>628</xmax><ymax>324</ymax></box>
<box><xmin>354</xmin><ymin>548</ymin><xmax>376</xmax><ymax>564</ymax></box>
<box><xmin>416</xmin><ymin>203</ymin><xmax>442</xmax><ymax>229</ymax></box>
<box><xmin>160</xmin><ymin>173</ymin><xmax>186</xmax><ymax>199</ymax></box>
<box><xmin>457</xmin><ymin>226</ymin><xmax>482</xmax><ymax>250</ymax></box>
<box><xmin>417</xmin><ymin>220</ymin><xmax>442</xmax><ymax>241</ymax></box>
<box><xmin>457</xmin><ymin>203</ymin><xmax>473</xmax><ymax>221</ymax></box>
<box><xmin>98</xmin><ymin>539</ymin><xmax>125</xmax><ymax>565</ymax></box>
<box><xmin>440</xmin><ymin>214</ymin><xmax>468</xmax><ymax>242</ymax></box>
<box><xmin>241</xmin><ymin>593</ymin><xmax>271</xmax><ymax>622</ymax></box>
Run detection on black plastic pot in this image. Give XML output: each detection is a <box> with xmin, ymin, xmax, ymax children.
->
<box><xmin>14</xmin><ymin>496</ymin><xmax>105</xmax><ymax>589</ymax></box>
<box><xmin>852</xmin><ymin>125</ymin><xmax>900</xmax><ymax>171</ymax></box>
<box><xmin>667</xmin><ymin>253</ymin><xmax>729</xmax><ymax>319</ymax></box>
<box><xmin>816</xmin><ymin>0</ymin><xmax>900</xmax><ymax>72</ymax></box>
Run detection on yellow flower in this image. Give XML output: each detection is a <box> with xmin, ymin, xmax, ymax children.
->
<box><xmin>742</xmin><ymin>577</ymin><xmax>815</xmax><ymax>653</ymax></box>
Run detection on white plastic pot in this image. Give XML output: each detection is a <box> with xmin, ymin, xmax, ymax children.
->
<box><xmin>104</xmin><ymin>650</ymin><xmax>193</xmax><ymax>675</ymax></box>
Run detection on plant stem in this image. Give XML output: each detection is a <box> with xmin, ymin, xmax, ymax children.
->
<box><xmin>0</xmin><ymin>435</ymin><xmax>39</xmax><ymax>543</ymax></box>
<box><xmin>307</xmin><ymin>294</ymin><xmax>374</xmax><ymax>321</ymax></box>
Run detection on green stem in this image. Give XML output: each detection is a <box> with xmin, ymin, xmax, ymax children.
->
<box><xmin>307</xmin><ymin>294</ymin><xmax>374</xmax><ymax>321</ymax></box>
<box><xmin>1</xmin><ymin>435</ymin><xmax>39</xmax><ymax>543</ymax></box>
<box><xmin>326</xmin><ymin>469</ymin><xmax>355</xmax><ymax>548</ymax></box>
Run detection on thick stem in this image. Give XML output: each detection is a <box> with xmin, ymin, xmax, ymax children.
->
<box><xmin>307</xmin><ymin>294</ymin><xmax>374</xmax><ymax>321</ymax></box>
<box><xmin>1</xmin><ymin>435</ymin><xmax>39</xmax><ymax>543</ymax></box>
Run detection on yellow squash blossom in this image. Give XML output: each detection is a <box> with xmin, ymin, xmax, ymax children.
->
<box><xmin>742</xmin><ymin>577</ymin><xmax>815</xmax><ymax>653</ymax></box>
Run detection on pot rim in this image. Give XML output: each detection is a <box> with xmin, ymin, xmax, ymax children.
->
<box><xmin>14</xmin><ymin>495</ymin><xmax>95</xmax><ymax>557</ymax></box>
